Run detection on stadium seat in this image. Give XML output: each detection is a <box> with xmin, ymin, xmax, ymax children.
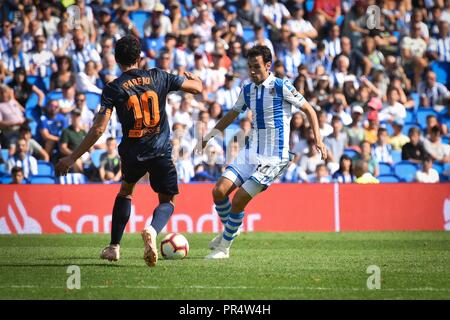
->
<box><xmin>393</xmin><ymin>161</ymin><xmax>419</xmax><ymax>182</ymax></box>
<box><xmin>378</xmin><ymin>162</ymin><xmax>393</xmax><ymax>175</ymax></box>
<box><xmin>84</xmin><ymin>92</ymin><xmax>101</xmax><ymax>111</ymax></box>
<box><xmin>0</xmin><ymin>175</ymin><xmax>12</xmax><ymax>184</ymax></box>
<box><xmin>130</xmin><ymin>11</ymin><xmax>151</xmax><ymax>37</ymax></box>
<box><xmin>402</xmin><ymin>123</ymin><xmax>420</xmax><ymax>136</ymax></box>
<box><xmin>377</xmin><ymin>174</ymin><xmax>401</xmax><ymax>183</ymax></box>
<box><xmin>29</xmin><ymin>121</ymin><xmax>38</xmax><ymax>136</ymax></box>
<box><xmin>405</xmin><ymin>109</ymin><xmax>415</xmax><ymax>123</ymax></box>
<box><xmin>391</xmin><ymin>150</ymin><xmax>402</xmax><ymax>164</ymax></box>
<box><xmin>409</xmin><ymin>92</ymin><xmax>420</xmax><ymax>110</ymax></box>
<box><xmin>25</xmin><ymin>92</ymin><xmax>40</xmax><ymax>110</ymax></box>
<box><xmin>442</xmin><ymin>136</ymin><xmax>449</xmax><ymax>145</ymax></box>
<box><xmin>58</xmin><ymin>173</ymin><xmax>87</xmax><ymax>184</ymax></box>
<box><xmin>381</xmin><ymin>122</ymin><xmax>394</xmax><ymax>136</ymax></box>
<box><xmin>47</xmin><ymin>91</ymin><xmax>63</xmax><ymax>101</ymax></box>
<box><xmin>36</xmin><ymin>161</ymin><xmax>54</xmax><ymax>176</ymax></box>
<box><xmin>433</xmin><ymin>163</ymin><xmax>443</xmax><ymax>174</ymax></box>
<box><xmin>430</xmin><ymin>61</ymin><xmax>450</xmax><ymax>86</ymax></box>
<box><xmin>306</xmin><ymin>0</ymin><xmax>315</xmax><ymax>12</ymax></box>
<box><xmin>1</xmin><ymin>149</ymin><xmax>9</xmax><ymax>162</ymax></box>
<box><xmin>343</xmin><ymin>148</ymin><xmax>359</xmax><ymax>159</ymax></box>
<box><xmin>90</xmin><ymin>149</ymin><xmax>105</xmax><ymax>168</ymax></box>
<box><xmin>0</xmin><ymin>163</ymin><xmax>5</xmax><ymax>176</ymax></box>
<box><xmin>27</xmin><ymin>75</ymin><xmax>47</xmax><ymax>92</ymax></box>
<box><xmin>416</xmin><ymin>108</ymin><xmax>438</xmax><ymax>129</ymax></box>
<box><xmin>29</xmin><ymin>176</ymin><xmax>55</xmax><ymax>184</ymax></box>
<box><xmin>242</xmin><ymin>27</ymin><xmax>255</xmax><ymax>43</ymax></box>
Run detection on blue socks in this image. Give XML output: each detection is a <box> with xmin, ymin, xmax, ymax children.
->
<box><xmin>151</xmin><ymin>202</ymin><xmax>175</xmax><ymax>234</ymax></box>
<box><xmin>110</xmin><ymin>196</ymin><xmax>131</xmax><ymax>245</ymax></box>
<box><xmin>215</xmin><ymin>197</ymin><xmax>231</xmax><ymax>226</ymax></box>
<box><xmin>222</xmin><ymin>212</ymin><xmax>244</xmax><ymax>246</ymax></box>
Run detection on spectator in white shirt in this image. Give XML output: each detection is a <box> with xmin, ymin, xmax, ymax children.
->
<box><xmin>415</xmin><ymin>156</ymin><xmax>440</xmax><ymax>183</ymax></box>
<box><xmin>29</xmin><ymin>35</ymin><xmax>57</xmax><ymax>78</ymax></box>
<box><xmin>288</xmin><ymin>4</ymin><xmax>318</xmax><ymax>41</ymax></box>
<box><xmin>69</xmin><ymin>29</ymin><xmax>102</xmax><ymax>73</ymax></box>
<box><xmin>418</xmin><ymin>70</ymin><xmax>450</xmax><ymax>111</ymax></box>
<box><xmin>428</xmin><ymin>20</ymin><xmax>450</xmax><ymax>62</ymax></box>
<box><xmin>6</xmin><ymin>137</ymin><xmax>38</xmax><ymax>179</ymax></box>
<box><xmin>262</xmin><ymin>0</ymin><xmax>291</xmax><ymax>31</ymax></box>
<box><xmin>144</xmin><ymin>3</ymin><xmax>173</xmax><ymax>38</ymax></box>
<box><xmin>324</xmin><ymin>24</ymin><xmax>342</xmax><ymax>59</ymax></box>
<box><xmin>372</xmin><ymin>127</ymin><xmax>393</xmax><ymax>164</ymax></box>
<box><xmin>379</xmin><ymin>87</ymin><xmax>406</xmax><ymax>122</ymax></box>
<box><xmin>216</xmin><ymin>74</ymin><xmax>240</xmax><ymax>113</ymax></box>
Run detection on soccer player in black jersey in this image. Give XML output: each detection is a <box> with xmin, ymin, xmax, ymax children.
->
<box><xmin>56</xmin><ymin>36</ymin><xmax>202</xmax><ymax>267</ymax></box>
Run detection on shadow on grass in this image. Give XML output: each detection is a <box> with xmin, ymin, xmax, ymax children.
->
<box><xmin>0</xmin><ymin>263</ymin><xmax>125</xmax><ymax>268</ymax></box>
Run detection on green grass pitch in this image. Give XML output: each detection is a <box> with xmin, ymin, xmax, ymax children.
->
<box><xmin>0</xmin><ymin>232</ymin><xmax>449</xmax><ymax>299</ymax></box>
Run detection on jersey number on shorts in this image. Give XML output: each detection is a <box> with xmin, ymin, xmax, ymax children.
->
<box><xmin>127</xmin><ymin>91</ymin><xmax>160</xmax><ymax>137</ymax></box>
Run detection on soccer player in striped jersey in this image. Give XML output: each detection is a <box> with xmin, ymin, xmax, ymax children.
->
<box><xmin>198</xmin><ymin>45</ymin><xmax>327</xmax><ymax>259</ymax></box>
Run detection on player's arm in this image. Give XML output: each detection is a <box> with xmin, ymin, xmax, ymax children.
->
<box><xmin>282</xmin><ymin>80</ymin><xmax>327</xmax><ymax>160</ymax></box>
<box><xmin>201</xmin><ymin>110</ymin><xmax>240</xmax><ymax>149</ymax></box>
<box><xmin>180</xmin><ymin>71</ymin><xmax>203</xmax><ymax>94</ymax></box>
<box><xmin>198</xmin><ymin>86</ymin><xmax>246</xmax><ymax>150</ymax></box>
<box><xmin>56</xmin><ymin>112</ymin><xmax>111</xmax><ymax>176</ymax></box>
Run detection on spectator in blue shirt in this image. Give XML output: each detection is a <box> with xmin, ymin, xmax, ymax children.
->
<box><xmin>37</xmin><ymin>100</ymin><xmax>67</xmax><ymax>157</ymax></box>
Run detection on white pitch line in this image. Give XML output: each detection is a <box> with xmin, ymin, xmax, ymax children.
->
<box><xmin>1</xmin><ymin>285</ymin><xmax>450</xmax><ymax>292</ymax></box>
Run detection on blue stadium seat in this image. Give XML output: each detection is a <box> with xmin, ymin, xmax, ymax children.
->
<box><xmin>402</xmin><ymin>123</ymin><xmax>420</xmax><ymax>136</ymax></box>
<box><xmin>379</xmin><ymin>162</ymin><xmax>393</xmax><ymax>175</ymax></box>
<box><xmin>409</xmin><ymin>92</ymin><xmax>420</xmax><ymax>110</ymax></box>
<box><xmin>242</xmin><ymin>27</ymin><xmax>255</xmax><ymax>43</ymax></box>
<box><xmin>145</xmin><ymin>36</ymin><xmax>165</xmax><ymax>54</ymax></box>
<box><xmin>58</xmin><ymin>173</ymin><xmax>87</xmax><ymax>184</ymax></box>
<box><xmin>433</xmin><ymin>163</ymin><xmax>443</xmax><ymax>174</ymax></box>
<box><xmin>430</xmin><ymin>61</ymin><xmax>450</xmax><ymax>86</ymax></box>
<box><xmin>306</xmin><ymin>0</ymin><xmax>315</xmax><ymax>12</ymax></box>
<box><xmin>130</xmin><ymin>10</ymin><xmax>151</xmax><ymax>37</ymax></box>
<box><xmin>381</xmin><ymin>122</ymin><xmax>394</xmax><ymax>136</ymax></box>
<box><xmin>442</xmin><ymin>136</ymin><xmax>449</xmax><ymax>145</ymax></box>
<box><xmin>29</xmin><ymin>176</ymin><xmax>55</xmax><ymax>184</ymax></box>
<box><xmin>84</xmin><ymin>92</ymin><xmax>101</xmax><ymax>111</ymax></box>
<box><xmin>29</xmin><ymin>121</ymin><xmax>38</xmax><ymax>136</ymax></box>
<box><xmin>405</xmin><ymin>109</ymin><xmax>415</xmax><ymax>123</ymax></box>
<box><xmin>343</xmin><ymin>148</ymin><xmax>359</xmax><ymax>159</ymax></box>
<box><xmin>25</xmin><ymin>92</ymin><xmax>40</xmax><ymax>110</ymax></box>
<box><xmin>336</xmin><ymin>15</ymin><xmax>344</xmax><ymax>26</ymax></box>
<box><xmin>391</xmin><ymin>150</ymin><xmax>402</xmax><ymax>164</ymax></box>
<box><xmin>91</xmin><ymin>149</ymin><xmax>105</xmax><ymax>168</ymax></box>
<box><xmin>27</xmin><ymin>75</ymin><xmax>47</xmax><ymax>92</ymax></box>
<box><xmin>416</xmin><ymin>108</ymin><xmax>438</xmax><ymax>129</ymax></box>
<box><xmin>378</xmin><ymin>174</ymin><xmax>401</xmax><ymax>183</ymax></box>
<box><xmin>1</xmin><ymin>149</ymin><xmax>9</xmax><ymax>161</ymax></box>
<box><xmin>47</xmin><ymin>91</ymin><xmax>63</xmax><ymax>101</ymax></box>
<box><xmin>0</xmin><ymin>175</ymin><xmax>12</xmax><ymax>184</ymax></box>
<box><xmin>0</xmin><ymin>163</ymin><xmax>5</xmax><ymax>176</ymax></box>
<box><xmin>36</xmin><ymin>161</ymin><xmax>54</xmax><ymax>176</ymax></box>
<box><xmin>439</xmin><ymin>174</ymin><xmax>448</xmax><ymax>182</ymax></box>
<box><xmin>393</xmin><ymin>161</ymin><xmax>419</xmax><ymax>182</ymax></box>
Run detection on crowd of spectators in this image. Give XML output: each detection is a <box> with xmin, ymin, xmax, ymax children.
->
<box><xmin>0</xmin><ymin>0</ymin><xmax>449</xmax><ymax>185</ymax></box>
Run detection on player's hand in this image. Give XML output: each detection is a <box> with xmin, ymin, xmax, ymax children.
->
<box><xmin>316</xmin><ymin>141</ymin><xmax>327</xmax><ymax>161</ymax></box>
<box><xmin>56</xmin><ymin>156</ymin><xmax>74</xmax><ymax>176</ymax></box>
<box><xmin>184</xmin><ymin>71</ymin><xmax>201</xmax><ymax>82</ymax></box>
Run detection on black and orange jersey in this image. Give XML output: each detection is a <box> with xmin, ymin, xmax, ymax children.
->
<box><xmin>99</xmin><ymin>68</ymin><xmax>184</xmax><ymax>161</ymax></box>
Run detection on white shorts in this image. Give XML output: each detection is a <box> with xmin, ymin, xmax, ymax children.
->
<box><xmin>222</xmin><ymin>151</ymin><xmax>291</xmax><ymax>198</ymax></box>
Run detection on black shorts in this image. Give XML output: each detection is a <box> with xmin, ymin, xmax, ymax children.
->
<box><xmin>121</xmin><ymin>154</ymin><xmax>179</xmax><ymax>195</ymax></box>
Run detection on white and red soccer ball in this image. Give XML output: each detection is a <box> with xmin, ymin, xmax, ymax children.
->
<box><xmin>160</xmin><ymin>233</ymin><xmax>189</xmax><ymax>259</ymax></box>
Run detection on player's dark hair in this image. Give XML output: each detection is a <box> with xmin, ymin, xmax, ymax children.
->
<box><xmin>247</xmin><ymin>45</ymin><xmax>272</xmax><ymax>64</ymax></box>
<box><xmin>114</xmin><ymin>35</ymin><xmax>141</xmax><ymax>67</ymax></box>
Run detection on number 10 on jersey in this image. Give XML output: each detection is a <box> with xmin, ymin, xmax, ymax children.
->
<box><xmin>127</xmin><ymin>90</ymin><xmax>160</xmax><ymax>138</ymax></box>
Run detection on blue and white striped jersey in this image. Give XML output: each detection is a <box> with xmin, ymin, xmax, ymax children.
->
<box><xmin>232</xmin><ymin>73</ymin><xmax>306</xmax><ymax>160</ymax></box>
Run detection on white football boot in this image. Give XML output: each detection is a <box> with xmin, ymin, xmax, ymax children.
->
<box><xmin>208</xmin><ymin>226</ymin><xmax>242</xmax><ymax>250</ymax></box>
<box><xmin>100</xmin><ymin>244</ymin><xmax>120</xmax><ymax>261</ymax></box>
<box><xmin>141</xmin><ymin>227</ymin><xmax>158</xmax><ymax>267</ymax></box>
<box><xmin>205</xmin><ymin>244</ymin><xmax>230</xmax><ymax>259</ymax></box>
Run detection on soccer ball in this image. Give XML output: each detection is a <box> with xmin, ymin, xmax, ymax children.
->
<box><xmin>160</xmin><ymin>233</ymin><xmax>189</xmax><ymax>259</ymax></box>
